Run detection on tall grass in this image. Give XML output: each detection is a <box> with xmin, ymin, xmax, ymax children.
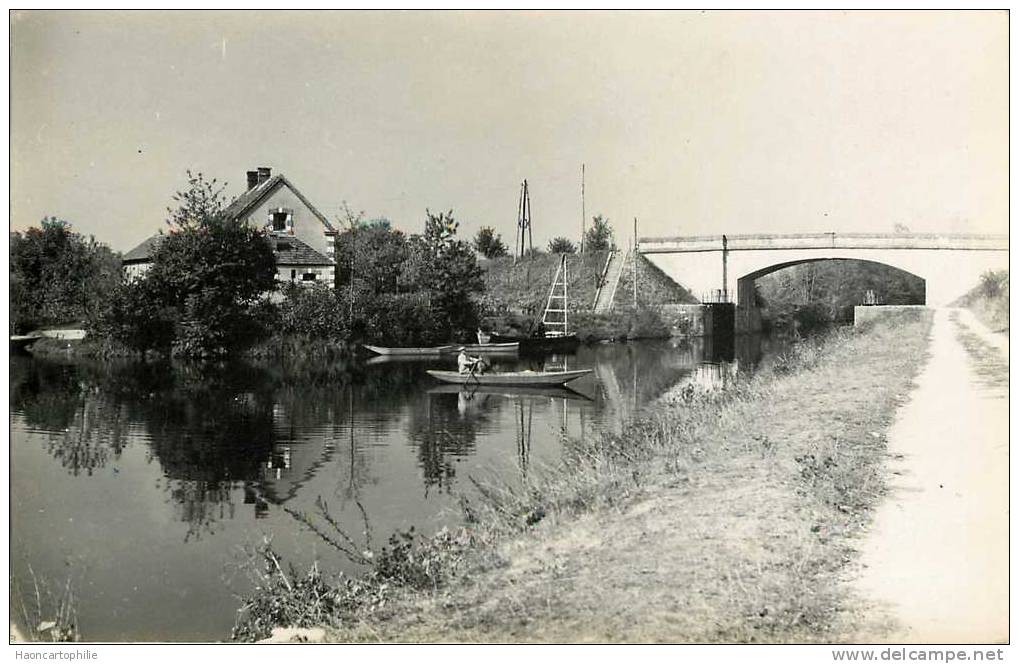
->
<box><xmin>11</xmin><ymin>566</ymin><xmax>79</xmax><ymax>642</ymax></box>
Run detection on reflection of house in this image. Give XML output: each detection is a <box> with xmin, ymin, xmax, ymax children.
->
<box><xmin>123</xmin><ymin>167</ymin><xmax>337</xmax><ymax>286</ymax></box>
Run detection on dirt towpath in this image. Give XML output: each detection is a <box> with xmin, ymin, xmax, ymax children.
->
<box><xmin>852</xmin><ymin>308</ymin><xmax>1008</xmax><ymax>642</ymax></box>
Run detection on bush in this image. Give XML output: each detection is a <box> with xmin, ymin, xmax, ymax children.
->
<box><xmin>548</xmin><ymin>237</ymin><xmax>577</xmax><ymax>254</ymax></box>
<box><xmin>275</xmin><ymin>284</ymin><xmax>351</xmax><ymax>340</ymax></box>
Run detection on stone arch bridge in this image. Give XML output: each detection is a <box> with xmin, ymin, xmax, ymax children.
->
<box><xmin>639</xmin><ymin>232</ymin><xmax>1009</xmax><ymax>333</ymax></box>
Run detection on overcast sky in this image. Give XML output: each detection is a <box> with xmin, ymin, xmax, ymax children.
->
<box><xmin>10</xmin><ymin>10</ymin><xmax>1007</xmax><ymax>253</ymax></box>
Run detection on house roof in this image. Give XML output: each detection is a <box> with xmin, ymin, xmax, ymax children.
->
<box><xmin>122</xmin><ymin>171</ymin><xmax>337</xmax><ymax>266</ymax></box>
<box><xmin>122</xmin><ymin>234</ymin><xmax>163</xmax><ymax>263</ymax></box>
<box><xmin>221</xmin><ymin>174</ymin><xmax>337</xmax><ymax>234</ymax></box>
<box><xmin>269</xmin><ymin>234</ymin><xmax>334</xmax><ymax>266</ymax></box>
<box><xmin>121</xmin><ymin>232</ymin><xmax>334</xmax><ymax>267</ymax></box>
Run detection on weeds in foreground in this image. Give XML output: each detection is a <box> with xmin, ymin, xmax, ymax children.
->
<box><xmin>11</xmin><ymin>566</ymin><xmax>79</xmax><ymax>642</ymax></box>
<box><xmin>233</xmin><ymin>498</ymin><xmax>479</xmax><ymax>641</ymax></box>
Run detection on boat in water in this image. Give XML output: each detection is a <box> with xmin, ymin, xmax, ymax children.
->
<box><xmin>363</xmin><ymin>342</ymin><xmax>518</xmax><ymax>356</ymax></box>
<box><xmin>487</xmin><ymin>332</ymin><xmax>580</xmax><ymax>353</ymax></box>
<box><xmin>363</xmin><ymin>344</ymin><xmax>459</xmax><ymax>356</ymax></box>
<box><xmin>426</xmin><ymin>368</ymin><xmax>591</xmax><ymax>387</ymax></box>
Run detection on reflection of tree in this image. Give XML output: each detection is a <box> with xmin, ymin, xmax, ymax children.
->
<box><xmin>11</xmin><ymin>357</ymin><xmax>129</xmax><ymax>476</ymax></box>
<box><xmin>169</xmin><ymin>479</ymin><xmax>236</xmax><ymax>542</ymax></box>
<box><xmin>405</xmin><ymin>392</ymin><xmax>483</xmax><ymax>494</ymax></box>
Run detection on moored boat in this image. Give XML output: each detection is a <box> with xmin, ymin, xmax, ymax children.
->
<box><xmin>363</xmin><ymin>344</ymin><xmax>459</xmax><ymax>356</ymax></box>
<box><xmin>487</xmin><ymin>332</ymin><xmax>580</xmax><ymax>353</ymax></box>
<box><xmin>364</xmin><ymin>342</ymin><xmax>519</xmax><ymax>357</ymax></box>
<box><xmin>426</xmin><ymin>368</ymin><xmax>591</xmax><ymax>387</ymax></box>
<box><xmin>460</xmin><ymin>342</ymin><xmax>519</xmax><ymax>354</ymax></box>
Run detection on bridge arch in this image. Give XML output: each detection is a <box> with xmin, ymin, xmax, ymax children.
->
<box><xmin>734</xmin><ymin>257</ymin><xmax>927</xmax><ymax>332</ymax></box>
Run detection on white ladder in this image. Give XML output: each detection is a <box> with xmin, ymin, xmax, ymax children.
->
<box><xmin>541</xmin><ymin>254</ymin><xmax>569</xmax><ymax>337</ymax></box>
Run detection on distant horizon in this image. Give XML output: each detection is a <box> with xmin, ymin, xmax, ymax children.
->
<box><xmin>11</xmin><ymin>10</ymin><xmax>1008</xmax><ymax>254</ymax></box>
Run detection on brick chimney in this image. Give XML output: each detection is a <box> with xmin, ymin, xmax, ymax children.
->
<box><xmin>246</xmin><ymin>170</ymin><xmax>259</xmax><ymax>190</ymax></box>
<box><xmin>257</xmin><ymin>167</ymin><xmax>272</xmax><ymax>185</ymax></box>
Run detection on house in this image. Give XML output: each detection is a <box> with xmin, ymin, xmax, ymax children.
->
<box><xmin>122</xmin><ymin>167</ymin><xmax>337</xmax><ymax>286</ymax></box>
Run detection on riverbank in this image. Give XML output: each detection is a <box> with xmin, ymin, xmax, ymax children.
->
<box><xmin>233</xmin><ymin>313</ymin><xmax>934</xmax><ymax>642</ymax></box>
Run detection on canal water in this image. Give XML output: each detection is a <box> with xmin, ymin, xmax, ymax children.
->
<box><xmin>10</xmin><ymin>335</ymin><xmax>783</xmax><ymax>641</ymax></box>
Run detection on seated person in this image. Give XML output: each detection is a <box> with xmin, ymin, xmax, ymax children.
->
<box><xmin>457</xmin><ymin>347</ymin><xmax>483</xmax><ymax>374</ymax></box>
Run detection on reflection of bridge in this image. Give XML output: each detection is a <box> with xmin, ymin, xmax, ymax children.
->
<box><xmin>640</xmin><ymin>232</ymin><xmax>1009</xmax><ymax>332</ymax></box>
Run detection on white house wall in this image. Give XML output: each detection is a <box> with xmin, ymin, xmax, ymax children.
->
<box><xmin>241</xmin><ymin>186</ymin><xmax>335</xmax><ymax>262</ymax></box>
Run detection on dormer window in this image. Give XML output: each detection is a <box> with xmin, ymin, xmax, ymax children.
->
<box><xmin>269</xmin><ymin>207</ymin><xmax>293</xmax><ymax>233</ymax></box>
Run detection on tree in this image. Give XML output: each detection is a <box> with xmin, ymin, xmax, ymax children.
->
<box><xmin>94</xmin><ymin>171</ymin><xmax>276</xmax><ymax>356</ymax></box>
<box><xmin>419</xmin><ymin>209</ymin><xmax>485</xmax><ymax>342</ymax></box>
<box><xmin>473</xmin><ymin>226</ymin><xmax>508</xmax><ymax>258</ymax></box>
<box><xmin>548</xmin><ymin>237</ymin><xmax>577</xmax><ymax>254</ymax></box>
<box><xmin>10</xmin><ymin>217</ymin><xmax>121</xmax><ymax>333</ymax></box>
<box><xmin>584</xmin><ymin>215</ymin><xmax>615</xmax><ymax>251</ymax></box>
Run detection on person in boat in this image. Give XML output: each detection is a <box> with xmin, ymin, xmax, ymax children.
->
<box><xmin>457</xmin><ymin>347</ymin><xmax>484</xmax><ymax>375</ymax></box>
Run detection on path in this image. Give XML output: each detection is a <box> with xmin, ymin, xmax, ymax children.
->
<box><xmin>852</xmin><ymin>308</ymin><xmax>1009</xmax><ymax>643</ymax></box>
<box><xmin>593</xmin><ymin>251</ymin><xmax>625</xmax><ymax>312</ymax></box>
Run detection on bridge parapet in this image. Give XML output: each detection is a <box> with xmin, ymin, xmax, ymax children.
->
<box><xmin>639</xmin><ymin>232</ymin><xmax>1008</xmax><ymax>254</ymax></box>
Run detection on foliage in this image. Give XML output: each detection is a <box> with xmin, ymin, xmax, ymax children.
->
<box><xmin>10</xmin><ymin>218</ymin><xmax>122</xmax><ymax>333</ymax></box>
<box><xmin>473</xmin><ymin>226</ymin><xmax>509</xmax><ymax>259</ymax></box>
<box><xmin>273</xmin><ymin>284</ymin><xmax>351</xmax><ymax>340</ymax></box>
<box><xmin>361</xmin><ymin>292</ymin><xmax>442</xmax><ymax>346</ymax></box>
<box><xmin>548</xmin><ymin>237</ymin><xmax>577</xmax><ymax>254</ymax></box>
<box><xmin>165</xmin><ymin>170</ymin><xmax>228</xmax><ymax>230</ymax></box>
<box><xmin>584</xmin><ymin>214</ymin><xmax>616</xmax><ymax>251</ymax></box>
<box><xmin>418</xmin><ymin>210</ymin><xmax>485</xmax><ymax>342</ymax></box>
<box><xmin>335</xmin><ymin>225</ymin><xmax>413</xmax><ymax>295</ymax></box>
<box><xmin>332</xmin><ymin>209</ymin><xmax>485</xmax><ymax>345</ymax></box>
<box><xmin>90</xmin><ymin>171</ymin><xmax>277</xmax><ymax>357</ymax></box>
<box><xmin>755</xmin><ymin>260</ymin><xmax>926</xmax><ymax>331</ymax></box>
<box><xmin>953</xmin><ymin>269</ymin><xmax>1009</xmax><ymax>333</ymax></box>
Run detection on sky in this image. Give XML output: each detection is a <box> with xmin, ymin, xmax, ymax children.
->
<box><xmin>10</xmin><ymin>10</ymin><xmax>1008</xmax><ymax>254</ymax></box>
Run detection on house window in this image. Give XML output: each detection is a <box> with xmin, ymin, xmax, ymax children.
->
<box><xmin>269</xmin><ymin>208</ymin><xmax>293</xmax><ymax>232</ymax></box>
<box><xmin>302</xmin><ymin>273</ymin><xmax>317</xmax><ymax>282</ymax></box>
<box><xmin>290</xmin><ymin>269</ymin><xmax>296</xmax><ymax>281</ymax></box>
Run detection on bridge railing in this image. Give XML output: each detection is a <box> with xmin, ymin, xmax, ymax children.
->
<box><xmin>638</xmin><ymin>232</ymin><xmax>1008</xmax><ymax>254</ymax></box>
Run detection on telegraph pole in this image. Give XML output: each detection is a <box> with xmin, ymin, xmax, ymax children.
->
<box><xmin>516</xmin><ymin>179</ymin><xmax>533</xmax><ymax>260</ymax></box>
<box><xmin>632</xmin><ymin>217</ymin><xmax>638</xmax><ymax>308</ymax></box>
<box><xmin>580</xmin><ymin>164</ymin><xmax>586</xmax><ymax>254</ymax></box>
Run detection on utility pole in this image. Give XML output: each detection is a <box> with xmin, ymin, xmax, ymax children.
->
<box><xmin>632</xmin><ymin>217</ymin><xmax>638</xmax><ymax>308</ymax></box>
<box><xmin>516</xmin><ymin>179</ymin><xmax>533</xmax><ymax>261</ymax></box>
<box><xmin>580</xmin><ymin>164</ymin><xmax>586</xmax><ymax>254</ymax></box>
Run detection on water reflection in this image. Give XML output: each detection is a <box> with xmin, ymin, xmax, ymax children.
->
<box><xmin>10</xmin><ymin>333</ymin><xmax>779</xmax><ymax>641</ymax></box>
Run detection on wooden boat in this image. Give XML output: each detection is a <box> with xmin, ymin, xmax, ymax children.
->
<box><xmin>364</xmin><ymin>342</ymin><xmax>518</xmax><ymax>357</ymax></box>
<box><xmin>10</xmin><ymin>334</ymin><xmax>42</xmax><ymax>353</ymax></box>
<box><xmin>426</xmin><ymin>368</ymin><xmax>592</xmax><ymax>387</ymax></box>
<box><xmin>488</xmin><ymin>332</ymin><xmax>580</xmax><ymax>353</ymax></box>
<box><xmin>460</xmin><ymin>342</ymin><xmax>519</xmax><ymax>354</ymax></box>
<box><xmin>363</xmin><ymin>344</ymin><xmax>458</xmax><ymax>356</ymax></box>
<box><xmin>427</xmin><ymin>383</ymin><xmax>592</xmax><ymax>401</ymax></box>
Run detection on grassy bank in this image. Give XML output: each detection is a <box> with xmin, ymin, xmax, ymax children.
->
<box><xmin>480</xmin><ymin>252</ymin><xmax>611</xmax><ymax>315</ymax></box>
<box><xmin>953</xmin><ymin>270</ymin><xmax>1008</xmax><ymax>334</ymax></box>
<box><xmin>233</xmin><ymin>313</ymin><xmax>933</xmax><ymax>643</ymax></box>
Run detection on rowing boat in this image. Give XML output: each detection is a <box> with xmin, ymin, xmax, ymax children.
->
<box><xmin>364</xmin><ymin>342</ymin><xmax>519</xmax><ymax>356</ymax></box>
<box><xmin>426</xmin><ymin>368</ymin><xmax>591</xmax><ymax>387</ymax></box>
<box><xmin>460</xmin><ymin>342</ymin><xmax>519</xmax><ymax>354</ymax></box>
<box><xmin>488</xmin><ymin>332</ymin><xmax>580</xmax><ymax>353</ymax></box>
<box><xmin>363</xmin><ymin>344</ymin><xmax>458</xmax><ymax>356</ymax></box>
